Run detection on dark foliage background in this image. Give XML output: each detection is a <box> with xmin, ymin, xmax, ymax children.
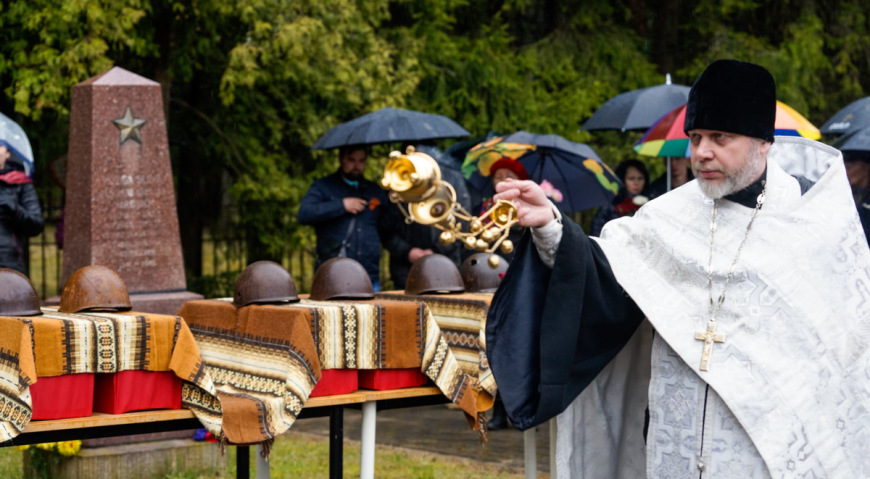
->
<box><xmin>2</xmin><ymin>0</ymin><xmax>867</xmax><ymax>285</ymax></box>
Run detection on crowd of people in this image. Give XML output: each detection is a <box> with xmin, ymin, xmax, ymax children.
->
<box><xmin>297</xmin><ymin>145</ymin><xmax>534</xmax><ymax>291</ymax></box>
<box><xmin>297</xmin><ymin>130</ymin><xmax>795</xmax><ymax>292</ymax></box>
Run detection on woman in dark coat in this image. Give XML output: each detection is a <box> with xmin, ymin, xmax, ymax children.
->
<box><xmin>0</xmin><ymin>145</ymin><xmax>44</xmax><ymax>273</ymax></box>
<box><xmin>590</xmin><ymin>159</ymin><xmax>649</xmax><ymax>236</ymax></box>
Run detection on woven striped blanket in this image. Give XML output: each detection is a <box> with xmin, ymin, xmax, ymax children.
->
<box><xmin>291</xmin><ymin>298</ymin><xmax>481</xmax><ymax>424</ymax></box>
<box><xmin>296</xmin><ymin>298</ymin><xmax>422</xmax><ymax>369</ymax></box>
<box><xmin>0</xmin><ymin>310</ymin><xmax>222</xmax><ymax>442</ymax></box>
<box><xmin>375</xmin><ymin>292</ymin><xmax>495</xmax><ymax>396</ymax></box>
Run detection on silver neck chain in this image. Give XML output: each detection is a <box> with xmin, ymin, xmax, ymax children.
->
<box><xmin>706</xmin><ymin>181</ymin><xmax>766</xmax><ymax>322</ymax></box>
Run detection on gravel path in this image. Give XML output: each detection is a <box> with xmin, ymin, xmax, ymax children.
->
<box><xmin>289</xmin><ymin>404</ymin><xmax>552</xmax><ymax>475</ymax></box>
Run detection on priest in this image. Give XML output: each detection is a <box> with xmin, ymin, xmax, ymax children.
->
<box><xmin>486</xmin><ymin>59</ymin><xmax>870</xmax><ymax>477</ymax></box>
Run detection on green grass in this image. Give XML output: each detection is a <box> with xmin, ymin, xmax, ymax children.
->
<box><xmin>0</xmin><ymin>434</ymin><xmax>534</xmax><ymax>479</ymax></box>
<box><xmin>0</xmin><ymin>445</ymin><xmax>20</xmax><ymax>478</ymax></box>
<box><xmin>260</xmin><ymin>434</ymin><xmax>528</xmax><ymax>479</ymax></box>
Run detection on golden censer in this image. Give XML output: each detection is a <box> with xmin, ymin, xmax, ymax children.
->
<box><xmin>380</xmin><ymin>146</ymin><xmax>518</xmax><ymax>268</ymax></box>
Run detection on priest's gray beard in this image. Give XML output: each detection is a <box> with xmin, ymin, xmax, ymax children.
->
<box><xmin>697</xmin><ymin>141</ymin><xmax>764</xmax><ymax>199</ymax></box>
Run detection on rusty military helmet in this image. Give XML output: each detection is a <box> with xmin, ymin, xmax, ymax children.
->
<box><xmin>0</xmin><ymin>268</ymin><xmax>42</xmax><ymax>316</ymax></box>
<box><xmin>405</xmin><ymin>254</ymin><xmax>464</xmax><ymax>295</ymax></box>
<box><xmin>233</xmin><ymin>260</ymin><xmax>299</xmax><ymax>307</ymax></box>
<box><xmin>460</xmin><ymin>253</ymin><xmax>508</xmax><ymax>293</ymax></box>
<box><xmin>309</xmin><ymin>257</ymin><xmax>374</xmax><ymax>300</ymax></box>
<box><xmin>59</xmin><ymin>265</ymin><xmax>132</xmax><ymax>313</ymax></box>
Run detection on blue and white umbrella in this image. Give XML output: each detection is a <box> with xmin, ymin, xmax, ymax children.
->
<box><xmin>0</xmin><ymin>112</ymin><xmax>33</xmax><ymax>177</ymax></box>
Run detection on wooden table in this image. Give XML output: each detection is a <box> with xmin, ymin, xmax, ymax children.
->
<box><xmin>3</xmin><ymin>386</ymin><xmax>447</xmax><ymax>479</ymax></box>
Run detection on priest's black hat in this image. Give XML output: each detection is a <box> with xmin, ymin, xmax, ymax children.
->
<box><xmin>683</xmin><ymin>60</ymin><xmax>776</xmax><ymax>142</ymax></box>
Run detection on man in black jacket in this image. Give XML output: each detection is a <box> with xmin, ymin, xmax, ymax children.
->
<box><xmin>0</xmin><ymin>145</ymin><xmax>44</xmax><ymax>273</ymax></box>
<box><xmin>298</xmin><ymin>146</ymin><xmax>387</xmax><ymax>289</ymax></box>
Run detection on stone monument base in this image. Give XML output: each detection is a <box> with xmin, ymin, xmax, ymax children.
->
<box><xmin>129</xmin><ymin>290</ymin><xmax>204</xmax><ymax>316</ymax></box>
<box><xmin>23</xmin><ymin>438</ymin><xmax>226</xmax><ymax>479</ymax></box>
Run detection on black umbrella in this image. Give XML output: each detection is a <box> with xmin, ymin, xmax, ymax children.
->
<box><xmin>820</xmin><ymin>97</ymin><xmax>870</xmax><ymax>136</ymax></box>
<box><xmin>583</xmin><ymin>74</ymin><xmax>691</xmax><ymax>132</ymax></box>
<box><xmin>833</xmin><ymin>127</ymin><xmax>870</xmax><ymax>159</ymax></box>
<box><xmin>311</xmin><ymin>107</ymin><xmax>470</xmax><ymax>150</ymax></box>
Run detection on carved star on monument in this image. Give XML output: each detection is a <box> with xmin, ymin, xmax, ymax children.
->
<box><xmin>112</xmin><ymin>106</ymin><xmax>147</xmax><ymax>145</ymax></box>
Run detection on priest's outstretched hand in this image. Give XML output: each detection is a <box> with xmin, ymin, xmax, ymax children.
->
<box><xmin>493</xmin><ymin>179</ymin><xmax>555</xmax><ymax>228</ymax></box>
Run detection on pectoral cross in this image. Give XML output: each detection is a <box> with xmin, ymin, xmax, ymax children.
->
<box><xmin>694</xmin><ymin>320</ymin><xmax>726</xmax><ymax>371</ymax></box>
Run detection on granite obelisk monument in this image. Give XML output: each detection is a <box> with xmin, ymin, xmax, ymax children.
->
<box><xmin>62</xmin><ymin>67</ymin><xmax>202</xmax><ymax>313</ymax></box>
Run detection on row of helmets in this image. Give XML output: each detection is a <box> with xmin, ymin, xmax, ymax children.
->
<box><xmin>0</xmin><ymin>252</ymin><xmax>510</xmax><ymax>316</ymax></box>
<box><xmin>0</xmin><ymin>265</ymin><xmax>133</xmax><ymax>317</ymax></box>
<box><xmin>235</xmin><ymin>251</ymin><xmax>509</xmax><ymax>307</ymax></box>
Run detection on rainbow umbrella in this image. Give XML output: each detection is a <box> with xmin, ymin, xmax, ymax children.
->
<box><xmin>774</xmin><ymin>102</ymin><xmax>822</xmax><ymax>139</ymax></box>
<box><xmin>634</xmin><ymin>101</ymin><xmax>821</xmax><ymax>158</ymax></box>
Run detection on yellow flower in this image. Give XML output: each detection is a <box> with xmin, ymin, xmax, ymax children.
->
<box><xmin>56</xmin><ymin>440</ymin><xmax>81</xmax><ymax>456</ymax></box>
<box><xmin>35</xmin><ymin>442</ymin><xmax>56</xmax><ymax>451</ymax></box>
<box><xmin>12</xmin><ymin>445</ymin><xmax>30</xmax><ymax>451</ymax></box>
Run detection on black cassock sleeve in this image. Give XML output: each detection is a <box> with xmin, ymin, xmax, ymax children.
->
<box><xmin>486</xmin><ymin>217</ymin><xmax>644</xmax><ymax>430</ymax></box>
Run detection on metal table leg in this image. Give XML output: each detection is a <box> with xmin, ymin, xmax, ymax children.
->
<box><xmin>550</xmin><ymin>417</ymin><xmax>557</xmax><ymax>476</ymax></box>
<box><xmin>524</xmin><ymin>427</ymin><xmax>536</xmax><ymax>479</ymax></box>
<box><xmin>237</xmin><ymin>445</ymin><xmax>249</xmax><ymax>479</ymax></box>
<box><xmin>360</xmin><ymin>401</ymin><xmax>377</xmax><ymax>479</ymax></box>
<box><xmin>255</xmin><ymin>444</ymin><xmax>270</xmax><ymax>478</ymax></box>
<box><xmin>329</xmin><ymin>406</ymin><xmax>344</xmax><ymax>479</ymax></box>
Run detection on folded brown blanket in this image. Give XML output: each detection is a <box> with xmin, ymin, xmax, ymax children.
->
<box><xmin>0</xmin><ymin>317</ymin><xmax>36</xmax><ymax>441</ymax></box>
<box><xmin>178</xmin><ymin>300</ymin><xmax>321</xmax><ymax>446</ymax></box>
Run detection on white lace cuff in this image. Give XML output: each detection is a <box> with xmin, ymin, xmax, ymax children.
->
<box><xmin>531</xmin><ymin>203</ymin><xmax>563</xmax><ymax>268</ymax></box>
